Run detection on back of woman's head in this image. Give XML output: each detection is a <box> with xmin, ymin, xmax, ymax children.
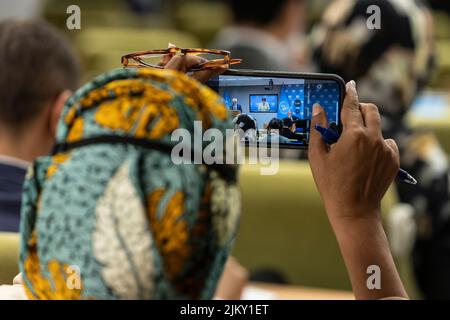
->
<box><xmin>19</xmin><ymin>68</ymin><xmax>240</xmax><ymax>300</ymax></box>
<box><xmin>268</xmin><ymin>118</ymin><xmax>282</xmax><ymax>131</ymax></box>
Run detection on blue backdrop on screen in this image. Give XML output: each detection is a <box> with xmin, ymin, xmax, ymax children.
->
<box><xmin>278</xmin><ymin>83</ymin><xmax>305</xmax><ymax>120</ymax></box>
<box><xmin>304</xmin><ymin>81</ymin><xmax>339</xmax><ymax>125</ymax></box>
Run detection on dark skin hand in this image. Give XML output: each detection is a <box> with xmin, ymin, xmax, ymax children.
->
<box><xmin>164</xmin><ymin>55</ymin><xmax>407</xmax><ymax>299</ymax></box>
<box><xmin>309</xmin><ymin>80</ymin><xmax>408</xmax><ymax>299</ymax></box>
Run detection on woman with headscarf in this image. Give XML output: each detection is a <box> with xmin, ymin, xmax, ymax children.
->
<box><xmin>312</xmin><ymin>0</ymin><xmax>450</xmax><ymax>299</ymax></box>
<box><xmin>18</xmin><ymin>59</ymin><xmax>241</xmax><ymax>299</ymax></box>
<box><xmin>1</xmin><ymin>49</ymin><xmax>407</xmax><ymax>300</ymax></box>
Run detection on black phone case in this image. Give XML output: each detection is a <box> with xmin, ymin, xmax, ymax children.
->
<box><xmin>218</xmin><ymin>69</ymin><xmax>346</xmax><ymax>149</ymax></box>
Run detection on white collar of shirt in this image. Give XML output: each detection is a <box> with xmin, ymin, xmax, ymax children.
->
<box><xmin>0</xmin><ymin>155</ymin><xmax>31</xmax><ymax>170</ymax></box>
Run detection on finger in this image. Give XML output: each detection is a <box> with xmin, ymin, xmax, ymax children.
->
<box><xmin>341</xmin><ymin>80</ymin><xmax>364</xmax><ymax>129</ymax></box>
<box><xmin>13</xmin><ymin>273</ymin><xmax>23</xmax><ymax>285</ymax></box>
<box><xmin>164</xmin><ymin>55</ymin><xmax>185</xmax><ymax>71</ymax></box>
<box><xmin>159</xmin><ymin>43</ymin><xmax>178</xmax><ymax>67</ymax></box>
<box><xmin>165</xmin><ymin>54</ymin><xmax>228</xmax><ymax>83</ymax></box>
<box><xmin>193</xmin><ymin>65</ymin><xmax>229</xmax><ymax>84</ymax></box>
<box><xmin>159</xmin><ymin>54</ymin><xmax>174</xmax><ymax>67</ymax></box>
<box><xmin>359</xmin><ymin>103</ymin><xmax>382</xmax><ymax>135</ymax></box>
<box><xmin>309</xmin><ymin>103</ymin><xmax>329</xmax><ymax>160</ymax></box>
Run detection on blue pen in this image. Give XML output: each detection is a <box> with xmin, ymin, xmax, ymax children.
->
<box><xmin>315</xmin><ymin>124</ymin><xmax>418</xmax><ymax>185</ymax></box>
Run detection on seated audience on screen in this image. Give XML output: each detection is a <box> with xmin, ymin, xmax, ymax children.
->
<box><xmin>0</xmin><ymin>19</ymin><xmax>80</xmax><ymax>232</ymax></box>
<box><xmin>281</xmin><ymin>117</ymin><xmax>302</xmax><ymax>141</ymax></box>
<box><xmin>233</xmin><ymin>113</ymin><xmax>257</xmax><ymax>142</ymax></box>
<box><xmin>259</xmin><ymin>118</ymin><xmax>290</xmax><ymax>144</ymax></box>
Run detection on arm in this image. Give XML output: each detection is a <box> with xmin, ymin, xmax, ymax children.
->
<box><xmin>214</xmin><ymin>257</ymin><xmax>249</xmax><ymax>299</ymax></box>
<box><xmin>308</xmin><ymin>81</ymin><xmax>408</xmax><ymax>299</ymax></box>
<box><xmin>330</xmin><ymin>215</ymin><xmax>407</xmax><ymax>299</ymax></box>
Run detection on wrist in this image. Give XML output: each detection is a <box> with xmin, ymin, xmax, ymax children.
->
<box><xmin>326</xmin><ymin>201</ymin><xmax>381</xmax><ymax>222</ymax></box>
<box><xmin>331</xmin><ymin>215</ymin><xmax>384</xmax><ymax>250</ymax></box>
<box><xmin>326</xmin><ymin>209</ymin><xmax>407</xmax><ymax>299</ymax></box>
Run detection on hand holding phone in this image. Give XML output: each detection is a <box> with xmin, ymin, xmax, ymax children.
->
<box><xmin>308</xmin><ymin>80</ymin><xmax>407</xmax><ymax>300</ymax></box>
<box><xmin>309</xmin><ymin>80</ymin><xmax>400</xmax><ymax>220</ymax></box>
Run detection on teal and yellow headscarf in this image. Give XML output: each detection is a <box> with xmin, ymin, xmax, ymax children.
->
<box><xmin>19</xmin><ymin>68</ymin><xmax>240</xmax><ymax>299</ymax></box>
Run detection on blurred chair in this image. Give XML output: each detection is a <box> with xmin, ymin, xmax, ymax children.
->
<box><xmin>0</xmin><ymin>232</ymin><xmax>20</xmax><ymax>285</ymax></box>
<box><xmin>74</xmin><ymin>27</ymin><xmax>200</xmax><ymax>79</ymax></box>
<box><xmin>433</xmin><ymin>11</ymin><xmax>450</xmax><ymax>40</ymax></box>
<box><xmin>234</xmin><ymin>160</ymin><xmax>418</xmax><ymax>296</ymax></box>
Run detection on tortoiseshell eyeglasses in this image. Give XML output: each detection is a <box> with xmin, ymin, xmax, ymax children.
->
<box><xmin>121</xmin><ymin>47</ymin><xmax>242</xmax><ymax>72</ymax></box>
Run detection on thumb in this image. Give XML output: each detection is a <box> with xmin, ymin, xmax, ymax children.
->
<box><xmin>309</xmin><ymin>103</ymin><xmax>329</xmax><ymax>160</ymax></box>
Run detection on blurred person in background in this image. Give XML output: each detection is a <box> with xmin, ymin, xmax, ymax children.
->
<box><xmin>0</xmin><ymin>19</ymin><xmax>80</xmax><ymax>232</ymax></box>
<box><xmin>0</xmin><ymin>0</ymin><xmax>45</xmax><ymax>20</ymax></box>
<box><xmin>212</xmin><ymin>0</ymin><xmax>306</xmax><ymax>71</ymax></box>
<box><xmin>312</xmin><ymin>0</ymin><xmax>450</xmax><ymax>299</ymax></box>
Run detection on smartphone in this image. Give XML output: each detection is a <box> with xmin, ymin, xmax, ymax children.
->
<box><xmin>207</xmin><ymin>69</ymin><xmax>345</xmax><ymax>149</ymax></box>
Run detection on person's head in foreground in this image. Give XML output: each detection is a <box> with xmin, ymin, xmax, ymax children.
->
<box><xmin>0</xmin><ymin>19</ymin><xmax>80</xmax><ymax>161</ymax></box>
<box><xmin>19</xmin><ymin>67</ymin><xmax>240</xmax><ymax>299</ymax></box>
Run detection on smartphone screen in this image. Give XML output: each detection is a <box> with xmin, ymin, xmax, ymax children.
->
<box><xmin>207</xmin><ymin>71</ymin><xmax>344</xmax><ymax>148</ymax></box>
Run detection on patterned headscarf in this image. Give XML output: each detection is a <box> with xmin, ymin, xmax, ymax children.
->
<box><xmin>311</xmin><ymin>0</ymin><xmax>435</xmax><ymax>132</ymax></box>
<box><xmin>19</xmin><ymin>68</ymin><xmax>240</xmax><ymax>299</ymax></box>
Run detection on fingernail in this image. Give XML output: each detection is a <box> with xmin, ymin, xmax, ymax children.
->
<box><xmin>313</xmin><ymin>103</ymin><xmax>321</xmax><ymax>117</ymax></box>
<box><xmin>347</xmin><ymin>80</ymin><xmax>356</xmax><ymax>89</ymax></box>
